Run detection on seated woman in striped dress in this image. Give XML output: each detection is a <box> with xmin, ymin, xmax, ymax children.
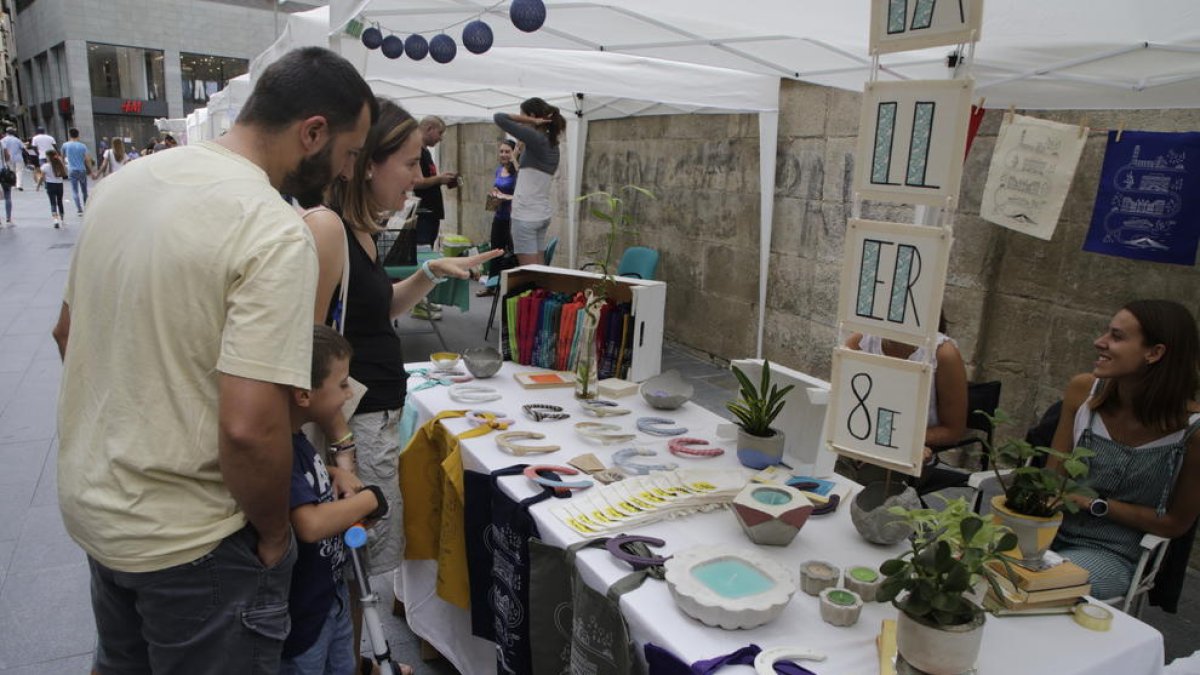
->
<box><xmin>1050</xmin><ymin>299</ymin><xmax>1200</xmax><ymax>598</ymax></box>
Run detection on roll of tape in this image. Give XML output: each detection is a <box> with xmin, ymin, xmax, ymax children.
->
<box><xmin>1073</xmin><ymin>602</ymin><xmax>1113</xmax><ymax>631</ymax></box>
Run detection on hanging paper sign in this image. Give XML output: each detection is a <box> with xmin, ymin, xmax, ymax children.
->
<box><xmin>837</xmin><ymin>218</ymin><xmax>951</xmax><ymax>346</ymax></box>
<box><xmin>1083</xmin><ymin>130</ymin><xmax>1200</xmax><ymax>266</ymax></box>
<box><xmin>854</xmin><ymin>79</ymin><xmax>975</xmax><ymax>207</ymax></box>
<box><xmin>981</xmin><ymin>114</ymin><xmax>1088</xmax><ymax>241</ymax></box>
<box><xmin>823</xmin><ymin>348</ymin><xmax>930</xmax><ymax>477</ymax></box>
<box><xmin>869</xmin><ymin>0</ymin><xmax>984</xmax><ymax>55</ymax></box>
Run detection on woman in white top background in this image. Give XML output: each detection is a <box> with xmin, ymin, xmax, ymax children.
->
<box><xmin>97</xmin><ymin>138</ymin><xmax>128</xmax><ymax>176</ymax></box>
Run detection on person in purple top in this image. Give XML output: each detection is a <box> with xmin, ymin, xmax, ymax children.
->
<box><xmin>478</xmin><ymin>139</ymin><xmax>518</xmax><ymax>297</ymax></box>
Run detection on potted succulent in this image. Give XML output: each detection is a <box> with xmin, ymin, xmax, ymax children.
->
<box><xmin>574</xmin><ymin>185</ymin><xmax>654</xmax><ymax>399</ymax></box>
<box><xmin>726</xmin><ymin>361</ymin><xmax>795</xmax><ymax>469</ymax></box>
<box><xmin>980</xmin><ymin>410</ymin><xmax>1095</xmax><ymax>564</ymax></box>
<box><xmin>878</xmin><ymin>498</ymin><xmax>1018</xmax><ymax>675</ymax></box>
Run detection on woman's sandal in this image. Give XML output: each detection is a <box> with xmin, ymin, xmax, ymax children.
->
<box><xmin>476</xmin><ymin>287</ymin><xmax>496</xmax><ymax>297</ymax></box>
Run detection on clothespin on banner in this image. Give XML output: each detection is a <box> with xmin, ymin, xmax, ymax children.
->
<box><xmin>1079</xmin><ymin>116</ymin><xmax>1089</xmax><ymax>139</ymax></box>
<box><xmin>1005</xmin><ymin>104</ymin><xmax>1016</xmax><ymax>124</ymax></box>
<box><xmin>1115</xmin><ymin>119</ymin><xmax>1126</xmax><ymax>143</ymax></box>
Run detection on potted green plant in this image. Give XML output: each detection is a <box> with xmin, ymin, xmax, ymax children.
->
<box><xmin>573</xmin><ymin>185</ymin><xmax>654</xmax><ymax>399</ymax></box>
<box><xmin>878</xmin><ymin>498</ymin><xmax>1018</xmax><ymax>675</ymax></box>
<box><xmin>726</xmin><ymin>361</ymin><xmax>795</xmax><ymax>469</ymax></box>
<box><xmin>980</xmin><ymin>409</ymin><xmax>1095</xmax><ymax>564</ymax></box>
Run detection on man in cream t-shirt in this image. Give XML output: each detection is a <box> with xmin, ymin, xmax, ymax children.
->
<box><xmin>52</xmin><ymin>47</ymin><xmax>375</xmax><ymax>674</ymax></box>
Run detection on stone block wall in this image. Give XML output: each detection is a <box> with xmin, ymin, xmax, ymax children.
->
<box><xmin>442</xmin><ymin>81</ymin><xmax>1200</xmax><ymax>436</ymax></box>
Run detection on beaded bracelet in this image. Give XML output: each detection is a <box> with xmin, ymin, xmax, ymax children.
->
<box><xmin>448</xmin><ymin>383</ymin><xmax>502</xmax><ymax>403</ymax></box>
<box><xmin>574</xmin><ymin>422</ymin><xmax>636</xmax><ymax>445</ymax></box>
<box><xmin>636</xmin><ymin>416</ymin><xmax>688</xmax><ymax>437</ymax></box>
<box><xmin>496</xmin><ymin>431</ymin><xmax>561</xmax><ymax>456</ymax></box>
<box><xmin>522</xmin><ymin>404</ymin><xmax>570</xmax><ymax>422</ymax></box>
<box><xmin>579</xmin><ymin>399</ymin><xmax>631</xmax><ymax>417</ymax></box>
<box><xmin>667</xmin><ymin>437</ymin><xmax>724</xmax><ymax>458</ymax></box>
<box><xmin>613</xmin><ymin>447</ymin><xmax>679</xmax><ymax>476</ymax></box>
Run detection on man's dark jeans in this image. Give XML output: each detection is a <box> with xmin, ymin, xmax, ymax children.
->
<box><xmin>88</xmin><ymin>525</ymin><xmax>296</xmax><ymax>675</ymax></box>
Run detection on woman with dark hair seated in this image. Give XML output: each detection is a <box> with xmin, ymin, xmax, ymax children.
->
<box><xmin>1050</xmin><ymin>299</ymin><xmax>1200</xmax><ymax>598</ymax></box>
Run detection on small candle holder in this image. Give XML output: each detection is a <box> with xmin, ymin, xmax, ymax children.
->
<box><xmin>844</xmin><ymin>566</ymin><xmax>883</xmax><ymax>602</ymax></box>
<box><xmin>799</xmin><ymin>560</ymin><xmax>840</xmax><ymax>596</ymax></box>
<box><xmin>819</xmin><ymin>587</ymin><xmax>863</xmax><ymax>627</ymax></box>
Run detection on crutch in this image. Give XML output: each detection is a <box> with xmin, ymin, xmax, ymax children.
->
<box><xmin>344</xmin><ymin>524</ymin><xmax>405</xmax><ymax>675</ymax></box>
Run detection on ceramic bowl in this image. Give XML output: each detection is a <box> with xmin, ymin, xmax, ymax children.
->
<box><xmin>664</xmin><ymin>545</ymin><xmax>796</xmax><ymax>630</ymax></box>
<box><xmin>639</xmin><ymin>370</ymin><xmax>694</xmax><ymax>410</ymax></box>
<box><xmin>462</xmin><ymin>347</ymin><xmax>502</xmax><ymax>378</ymax></box>
<box><xmin>431</xmin><ymin>351</ymin><xmax>462</xmax><ymax>372</ymax></box>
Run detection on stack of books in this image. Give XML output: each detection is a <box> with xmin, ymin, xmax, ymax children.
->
<box><xmin>983</xmin><ymin>557</ymin><xmax>1091</xmax><ymax>614</ymax></box>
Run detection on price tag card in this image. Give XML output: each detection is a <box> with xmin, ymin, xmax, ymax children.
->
<box><xmin>823</xmin><ymin>348</ymin><xmax>931</xmax><ymax>476</ymax></box>
<box><xmin>854</xmin><ymin>79</ymin><xmax>974</xmax><ymax>207</ymax></box>
<box><xmin>837</xmin><ymin>218</ymin><xmax>952</xmax><ymax>346</ymax></box>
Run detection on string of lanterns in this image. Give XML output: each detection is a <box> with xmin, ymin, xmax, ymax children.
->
<box><xmin>359</xmin><ymin>0</ymin><xmax>546</xmax><ymax>64</ymax></box>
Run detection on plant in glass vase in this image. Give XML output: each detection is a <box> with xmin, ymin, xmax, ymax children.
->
<box><xmin>979</xmin><ymin>409</ymin><xmax>1095</xmax><ymax>564</ymax></box>
<box><xmin>572</xmin><ymin>185</ymin><xmax>653</xmax><ymax>399</ymax></box>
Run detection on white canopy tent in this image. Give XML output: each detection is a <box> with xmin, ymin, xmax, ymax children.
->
<box><xmin>248</xmin><ymin>1</ymin><xmax>1200</xmax><ymax>357</ymax></box>
<box><xmin>333</xmin><ymin>0</ymin><xmax>1200</xmax><ymax>110</ymax></box>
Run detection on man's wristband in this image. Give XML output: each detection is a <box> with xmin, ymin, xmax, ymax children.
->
<box><xmin>422</xmin><ymin>259</ymin><xmax>449</xmax><ymax>285</ymax></box>
<box><xmin>364</xmin><ymin>485</ymin><xmax>389</xmax><ymax>520</ymax></box>
<box><xmin>331</xmin><ymin>442</ymin><xmax>356</xmax><ymax>454</ymax></box>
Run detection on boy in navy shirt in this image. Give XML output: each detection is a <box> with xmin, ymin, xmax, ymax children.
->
<box><xmin>283</xmin><ymin>326</ymin><xmax>388</xmax><ymax>674</ymax></box>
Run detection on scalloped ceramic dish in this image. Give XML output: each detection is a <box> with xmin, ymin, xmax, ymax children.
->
<box><xmin>664</xmin><ymin>545</ymin><xmax>796</xmax><ymax>630</ymax></box>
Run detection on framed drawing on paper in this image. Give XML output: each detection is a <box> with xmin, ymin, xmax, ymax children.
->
<box><xmin>869</xmin><ymin>0</ymin><xmax>984</xmax><ymax>55</ymax></box>
<box><xmin>837</xmin><ymin>218</ymin><xmax>952</xmax><ymax>346</ymax></box>
<box><xmin>823</xmin><ymin>348</ymin><xmax>931</xmax><ymax>477</ymax></box>
<box><xmin>854</xmin><ymin>78</ymin><xmax>974</xmax><ymax>207</ymax></box>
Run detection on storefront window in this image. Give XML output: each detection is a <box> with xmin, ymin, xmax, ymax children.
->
<box><xmin>181</xmin><ymin>53</ymin><xmax>248</xmax><ymax>115</ymax></box>
<box><xmin>87</xmin><ymin>43</ymin><xmax>165</xmax><ymax>101</ymax></box>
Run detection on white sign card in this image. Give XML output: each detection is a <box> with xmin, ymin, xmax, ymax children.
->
<box><xmin>981</xmin><ymin>114</ymin><xmax>1088</xmax><ymax>241</ymax></box>
<box><xmin>824</xmin><ymin>348</ymin><xmax>931</xmax><ymax>477</ymax></box>
<box><xmin>869</xmin><ymin>0</ymin><xmax>984</xmax><ymax>55</ymax></box>
<box><xmin>837</xmin><ymin>218</ymin><xmax>952</xmax><ymax>346</ymax></box>
<box><xmin>854</xmin><ymin>78</ymin><xmax>975</xmax><ymax>207</ymax></box>
<box><xmin>731</xmin><ymin>359</ymin><xmax>838</xmax><ymax>477</ymax></box>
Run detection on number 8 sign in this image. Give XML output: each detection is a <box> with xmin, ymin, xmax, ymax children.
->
<box><xmin>823</xmin><ymin>348</ymin><xmax>931</xmax><ymax>476</ymax></box>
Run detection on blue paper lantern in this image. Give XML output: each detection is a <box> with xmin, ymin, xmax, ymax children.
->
<box><xmin>462</xmin><ymin>20</ymin><xmax>494</xmax><ymax>55</ymax></box>
<box><xmin>429</xmin><ymin>34</ymin><xmax>457</xmax><ymax>64</ymax></box>
<box><xmin>361</xmin><ymin>26</ymin><xmax>383</xmax><ymax>49</ymax></box>
<box><xmin>404</xmin><ymin>34</ymin><xmax>429</xmax><ymax>61</ymax></box>
<box><xmin>510</xmin><ymin>0</ymin><xmax>546</xmax><ymax>32</ymax></box>
<box><xmin>381</xmin><ymin>34</ymin><xmax>404</xmax><ymax>59</ymax></box>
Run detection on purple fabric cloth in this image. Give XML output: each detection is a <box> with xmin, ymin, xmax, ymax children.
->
<box><xmin>645</xmin><ymin>642</ymin><xmax>818</xmax><ymax>675</ymax></box>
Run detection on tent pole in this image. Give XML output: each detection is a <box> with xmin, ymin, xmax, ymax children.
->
<box><xmin>756</xmin><ymin>107</ymin><xmax>779</xmax><ymax>359</ymax></box>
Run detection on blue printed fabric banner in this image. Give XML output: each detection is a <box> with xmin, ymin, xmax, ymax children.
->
<box><xmin>1084</xmin><ymin>130</ymin><xmax>1200</xmax><ymax>266</ymax></box>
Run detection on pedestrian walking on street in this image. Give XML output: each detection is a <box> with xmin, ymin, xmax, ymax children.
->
<box><xmin>61</xmin><ymin>127</ymin><xmax>94</xmax><ymax>215</ymax></box>
<box><xmin>1</xmin><ymin>127</ymin><xmax>26</xmax><ymax>191</ymax></box>
<box><xmin>41</xmin><ymin>148</ymin><xmax>67</xmax><ymax>228</ymax></box>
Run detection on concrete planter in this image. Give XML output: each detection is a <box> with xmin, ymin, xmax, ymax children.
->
<box><xmin>736</xmin><ymin>427</ymin><xmax>785</xmax><ymax>469</ymax></box>
<box><xmin>990</xmin><ymin>495</ymin><xmax>1063</xmax><ymax>565</ymax></box>
<box><xmin>896</xmin><ymin>610</ymin><xmax>985</xmax><ymax>675</ymax></box>
<box><xmin>732</xmin><ymin>484</ymin><xmax>814</xmax><ymax>546</ymax></box>
<box><xmin>850</xmin><ymin>480</ymin><xmax>920</xmax><ymax>545</ymax></box>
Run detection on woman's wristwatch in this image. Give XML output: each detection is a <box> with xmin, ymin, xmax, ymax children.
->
<box><xmin>1089</xmin><ymin>497</ymin><xmax>1109</xmax><ymax>517</ymax></box>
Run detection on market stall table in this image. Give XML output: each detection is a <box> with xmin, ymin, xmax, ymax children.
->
<box><xmin>398</xmin><ymin>362</ymin><xmax>1166</xmax><ymax>674</ymax></box>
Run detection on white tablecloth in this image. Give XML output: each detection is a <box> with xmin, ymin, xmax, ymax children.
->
<box><xmin>400</xmin><ymin>362</ymin><xmax>1165</xmax><ymax>675</ymax></box>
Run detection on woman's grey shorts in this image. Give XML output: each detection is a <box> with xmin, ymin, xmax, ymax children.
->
<box><xmin>511</xmin><ymin>217</ymin><xmax>551</xmax><ymax>255</ymax></box>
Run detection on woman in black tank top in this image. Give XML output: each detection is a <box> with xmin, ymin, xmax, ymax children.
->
<box><xmin>300</xmin><ymin>101</ymin><xmax>500</xmax><ymax>663</ymax></box>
